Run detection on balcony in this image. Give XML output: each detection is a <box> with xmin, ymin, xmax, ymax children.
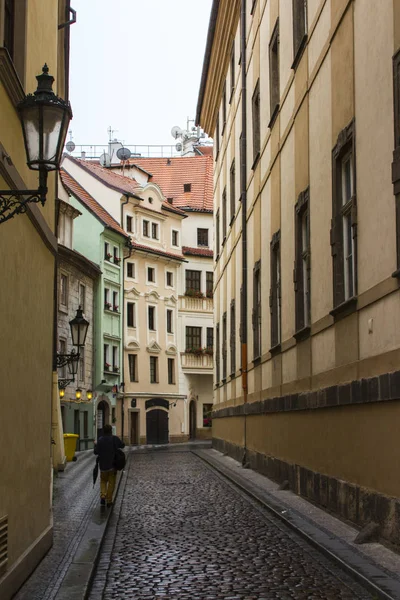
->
<box><xmin>181</xmin><ymin>352</ymin><xmax>213</xmax><ymax>372</ymax></box>
<box><xmin>179</xmin><ymin>295</ymin><xmax>213</xmax><ymax>313</ymax></box>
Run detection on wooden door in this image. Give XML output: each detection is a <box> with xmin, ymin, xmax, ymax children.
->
<box><xmin>146</xmin><ymin>409</ymin><xmax>169</xmax><ymax>444</ymax></box>
<box><xmin>130</xmin><ymin>412</ymin><xmax>139</xmax><ymax>445</ymax></box>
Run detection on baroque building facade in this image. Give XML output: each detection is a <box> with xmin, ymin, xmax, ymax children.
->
<box><xmin>197</xmin><ymin>0</ymin><xmax>400</xmax><ymax>546</ymax></box>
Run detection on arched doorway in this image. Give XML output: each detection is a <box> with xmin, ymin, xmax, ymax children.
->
<box><xmin>145</xmin><ymin>399</ymin><xmax>169</xmax><ymax>444</ymax></box>
<box><xmin>189</xmin><ymin>400</ymin><xmax>196</xmax><ymax>439</ymax></box>
<box><xmin>96</xmin><ymin>399</ymin><xmax>110</xmax><ymax>440</ymax></box>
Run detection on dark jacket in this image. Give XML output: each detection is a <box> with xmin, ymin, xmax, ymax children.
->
<box><xmin>94</xmin><ymin>434</ymin><xmax>125</xmax><ymax>471</ymax></box>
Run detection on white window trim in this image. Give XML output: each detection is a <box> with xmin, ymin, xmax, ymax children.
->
<box><xmin>126</xmin><ymin>260</ymin><xmax>137</xmax><ymax>281</ymax></box>
<box><xmin>59</xmin><ymin>271</ymin><xmax>69</xmax><ymax>311</ymax></box>
<box><xmin>126</xmin><ymin>213</ymin><xmax>134</xmax><ymax>233</ymax></box>
<box><xmin>171</xmin><ymin>229</ymin><xmax>180</xmax><ymax>248</ymax></box>
<box><xmin>165</xmin><ymin>269</ymin><xmax>174</xmax><ymax>289</ymax></box>
<box><xmin>127</xmin><ymin>301</ymin><xmax>136</xmax><ymax>329</ymax></box>
<box><xmin>146</xmin><ymin>263</ymin><xmax>157</xmax><ymax>286</ymax></box>
<box><xmin>166</xmin><ymin>308</ymin><xmax>174</xmax><ymax>335</ymax></box>
<box><xmin>148</xmin><ymin>305</ymin><xmax>157</xmax><ymax>332</ymax></box>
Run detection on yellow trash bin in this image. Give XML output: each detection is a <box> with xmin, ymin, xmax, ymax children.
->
<box><xmin>63</xmin><ymin>434</ymin><xmax>79</xmax><ymax>462</ymax></box>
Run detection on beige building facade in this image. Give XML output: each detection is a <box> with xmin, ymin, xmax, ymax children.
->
<box><xmin>197</xmin><ymin>0</ymin><xmax>400</xmax><ymax>546</ymax></box>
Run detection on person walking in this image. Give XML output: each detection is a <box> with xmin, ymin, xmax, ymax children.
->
<box><xmin>94</xmin><ymin>424</ymin><xmax>125</xmax><ymax>507</ymax></box>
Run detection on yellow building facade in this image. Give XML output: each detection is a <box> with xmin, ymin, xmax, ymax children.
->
<box><xmin>0</xmin><ymin>2</ymin><xmax>72</xmax><ymax>597</ymax></box>
<box><xmin>197</xmin><ymin>0</ymin><xmax>400</xmax><ymax>546</ymax></box>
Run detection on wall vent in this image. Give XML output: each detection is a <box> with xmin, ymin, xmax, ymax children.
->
<box><xmin>0</xmin><ymin>515</ymin><xmax>8</xmax><ymax>576</ymax></box>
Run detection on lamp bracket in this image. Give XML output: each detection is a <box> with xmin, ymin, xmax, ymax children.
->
<box><xmin>58</xmin><ymin>378</ymin><xmax>75</xmax><ymax>389</ymax></box>
<box><xmin>57</xmin><ymin>351</ymin><xmax>80</xmax><ymax>369</ymax></box>
<box><xmin>0</xmin><ymin>171</ymin><xmax>48</xmax><ymax>225</ymax></box>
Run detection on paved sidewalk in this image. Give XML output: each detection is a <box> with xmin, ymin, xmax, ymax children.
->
<box><xmin>13</xmin><ymin>449</ymin><xmax>122</xmax><ymax>600</ymax></box>
<box><xmin>194</xmin><ymin>448</ymin><xmax>400</xmax><ymax>600</ymax></box>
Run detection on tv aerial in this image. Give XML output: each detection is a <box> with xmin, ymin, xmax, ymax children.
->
<box><xmin>99</xmin><ymin>153</ymin><xmax>111</xmax><ymax>167</ymax></box>
<box><xmin>171</xmin><ymin>125</ymin><xmax>182</xmax><ymax>139</ymax></box>
<box><xmin>116</xmin><ymin>147</ymin><xmax>132</xmax><ymax>161</ymax></box>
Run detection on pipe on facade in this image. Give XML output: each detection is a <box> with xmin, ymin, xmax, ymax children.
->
<box><xmin>120</xmin><ymin>195</ymin><xmax>133</xmax><ymax>443</ymax></box>
<box><xmin>240</xmin><ymin>0</ymin><xmax>248</xmax><ymax>466</ymax></box>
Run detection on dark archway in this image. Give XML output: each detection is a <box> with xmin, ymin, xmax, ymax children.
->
<box><xmin>96</xmin><ymin>400</ymin><xmax>110</xmax><ymax>440</ymax></box>
<box><xmin>189</xmin><ymin>400</ymin><xmax>196</xmax><ymax>439</ymax></box>
<box><xmin>146</xmin><ymin>409</ymin><xmax>169</xmax><ymax>444</ymax></box>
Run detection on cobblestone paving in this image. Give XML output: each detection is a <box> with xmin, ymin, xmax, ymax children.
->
<box><xmin>96</xmin><ymin>449</ymin><xmax>373</xmax><ymax>600</ymax></box>
<box><xmin>14</xmin><ymin>450</ymin><xmax>97</xmax><ymax>600</ymax></box>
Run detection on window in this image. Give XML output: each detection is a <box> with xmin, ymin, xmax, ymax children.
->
<box><xmin>168</xmin><ymin>358</ymin><xmax>175</xmax><ymax>384</ymax></box>
<box><xmin>206</xmin><ymin>272</ymin><xmax>213</xmax><ymax>298</ymax></box>
<box><xmin>104</xmin><ymin>344</ymin><xmax>110</xmax><ymax>370</ymax></box>
<box><xmin>128</xmin><ymin>354</ymin><xmax>138</xmax><ymax>382</ymax></box>
<box><xmin>186</xmin><ymin>326</ymin><xmax>201</xmax><ymax>352</ymax></box>
<box><xmin>167</xmin><ymin>309</ymin><xmax>173</xmax><ymax>333</ymax></box>
<box><xmin>127</xmin><ymin>262</ymin><xmax>135</xmax><ymax>278</ymax></box>
<box><xmin>79</xmin><ymin>347</ymin><xmax>85</xmax><ymax>383</ymax></box>
<box><xmin>60</xmin><ymin>273</ymin><xmax>68</xmax><ymax>308</ymax></box>
<box><xmin>59</xmin><ymin>339</ymin><xmax>67</xmax><ymax>378</ymax></box>
<box><xmin>216</xmin><ymin>323</ymin><xmax>220</xmax><ymax>382</ymax></box>
<box><xmin>148</xmin><ymin>197</ymin><xmax>153</xmax><ymax>204</ymax></box>
<box><xmin>185</xmin><ymin>270</ymin><xmax>201</xmax><ymax>294</ymax></box>
<box><xmin>104</xmin><ymin>242</ymin><xmax>111</xmax><ymax>260</ymax></box>
<box><xmin>4</xmin><ymin>0</ymin><xmax>15</xmax><ymax>59</ymax></box>
<box><xmin>230</xmin><ymin>159</ymin><xmax>236</xmax><ymax>224</ymax></box>
<box><xmin>222</xmin><ymin>312</ymin><xmax>227</xmax><ymax>380</ymax></box>
<box><xmin>148</xmin><ymin>306</ymin><xmax>156</xmax><ymax>331</ymax></box>
<box><xmin>113</xmin><ymin>246</ymin><xmax>120</xmax><ymax>264</ymax></box>
<box><xmin>151</xmin><ymin>223</ymin><xmax>158</xmax><ymax>239</ymax></box>
<box><xmin>127</xmin><ymin>302</ymin><xmax>136</xmax><ymax>327</ymax></box>
<box><xmin>143</xmin><ymin>220</ymin><xmax>149</xmax><ymax>237</ymax></box>
<box><xmin>230</xmin><ymin>299</ymin><xmax>236</xmax><ymax>376</ymax></box>
<box><xmin>253</xmin><ymin>260</ymin><xmax>261</xmax><ymax>359</ymax></box>
<box><xmin>215</xmin><ymin>113</ymin><xmax>220</xmax><ymax>158</ymax></box>
<box><xmin>166</xmin><ymin>271</ymin><xmax>173</xmax><ymax>287</ymax></box>
<box><xmin>292</xmin><ymin>0</ymin><xmax>307</xmax><ymax>67</ymax></box>
<box><xmin>184</xmin><ymin>183</ymin><xmax>191</xmax><ymax>192</ymax></box>
<box><xmin>294</xmin><ymin>188</ymin><xmax>310</xmax><ymax>333</ymax></box>
<box><xmin>222</xmin><ymin>187</ymin><xmax>227</xmax><ymax>243</ymax></box>
<box><xmin>269</xmin><ymin>20</ymin><xmax>280</xmax><ymax>127</ymax></box>
<box><xmin>147</xmin><ymin>267</ymin><xmax>155</xmax><ymax>283</ymax></box>
<box><xmin>79</xmin><ymin>283</ymin><xmax>86</xmax><ymax>312</ymax></box>
<box><xmin>126</xmin><ymin>215</ymin><xmax>133</xmax><ymax>233</ymax></box>
<box><xmin>331</xmin><ymin>121</ymin><xmax>357</xmax><ymax>308</ymax></box>
<box><xmin>207</xmin><ymin>327</ymin><xmax>214</xmax><ymax>350</ymax></box>
<box><xmin>216</xmin><ymin>210</ymin><xmax>220</xmax><ymax>256</ymax></box>
<box><xmin>393</xmin><ymin>51</ymin><xmax>400</xmax><ymax>271</ymax></box>
<box><xmin>230</xmin><ymin>42</ymin><xmax>235</xmax><ymax>101</ymax></box>
<box><xmin>203</xmin><ymin>403</ymin><xmax>213</xmax><ymax>427</ymax></box>
<box><xmin>239</xmin><ymin>132</ymin><xmax>245</xmax><ymax>195</ymax></box>
<box><xmin>222</xmin><ymin>82</ymin><xmax>227</xmax><ymax>132</ymax></box>
<box><xmin>172</xmin><ymin>230</ymin><xmax>179</xmax><ymax>246</ymax></box>
<box><xmin>104</xmin><ymin>288</ymin><xmax>111</xmax><ymax>310</ymax></box>
<box><xmin>270</xmin><ymin>232</ymin><xmax>281</xmax><ymax>348</ymax></box>
<box><xmin>113</xmin><ymin>291</ymin><xmax>119</xmax><ymax>311</ymax></box>
<box><xmin>112</xmin><ymin>346</ymin><xmax>118</xmax><ymax>372</ymax></box>
<box><xmin>83</xmin><ymin>412</ymin><xmax>88</xmax><ymax>439</ymax></box>
<box><xmin>197</xmin><ymin>228</ymin><xmax>209</xmax><ymax>247</ymax></box>
<box><xmin>252</xmin><ymin>80</ymin><xmax>260</xmax><ymax>164</ymax></box>
<box><xmin>150</xmin><ymin>356</ymin><xmax>158</xmax><ymax>383</ymax></box>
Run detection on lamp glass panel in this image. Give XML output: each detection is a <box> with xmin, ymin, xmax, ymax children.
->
<box><xmin>68</xmin><ymin>354</ymin><xmax>79</xmax><ymax>376</ymax></box>
<box><xmin>21</xmin><ymin>106</ymin><xmax>40</xmax><ymax>166</ymax></box>
<box><xmin>70</xmin><ymin>320</ymin><xmax>89</xmax><ymax>347</ymax></box>
<box><xmin>42</xmin><ymin>105</ymin><xmax>64</xmax><ymax>167</ymax></box>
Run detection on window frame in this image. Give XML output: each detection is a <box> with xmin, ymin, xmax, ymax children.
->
<box><xmin>230</xmin><ymin>159</ymin><xmax>236</xmax><ymax>225</ymax></box>
<box><xmin>252</xmin><ymin>260</ymin><xmax>261</xmax><ymax>360</ymax></box>
<box><xmin>270</xmin><ymin>232</ymin><xmax>281</xmax><ymax>351</ymax></box>
<box><xmin>151</xmin><ymin>222</ymin><xmax>159</xmax><ymax>240</ymax></box>
<box><xmin>230</xmin><ymin>299</ymin><xmax>236</xmax><ymax>376</ymax></box>
<box><xmin>222</xmin><ymin>312</ymin><xmax>227</xmax><ymax>381</ymax></box>
<box><xmin>185</xmin><ymin>326</ymin><xmax>202</xmax><ymax>352</ymax></box>
<box><xmin>127</xmin><ymin>261</ymin><xmax>135</xmax><ymax>279</ymax></box>
<box><xmin>252</xmin><ymin>79</ymin><xmax>261</xmax><ymax>168</ymax></box>
<box><xmin>197</xmin><ymin>228</ymin><xmax>209</xmax><ymax>247</ymax></box>
<box><xmin>172</xmin><ymin>229</ymin><xmax>179</xmax><ymax>247</ymax></box>
<box><xmin>269</xmin><ymin>19</ymin><xmax>280</xmax><ymax>129</ymax></box>
<box><xmin>148</xmin><ymin>305</ymin><xmax>156</xmax><ymax>331</ymax></box>
<box><xmin>166</xmin><ymin>270</ymin><xmax>174</xmax><ymax>287</ymax></box>
<box><xmin>126</xmin><ymin>215</ymin><xmax>133</xmax><ymax>233</ymax></box>
<box><xmin>294</xmin><ymin>188</ymin><xmax>311</xmax><ymax>337</ymax></box>
<box><xmin>128</xmin><ymin>353</ymin><xmax>138</xmax><ymax>382</ymax></box>
<box><xmin>222</xmin><ymin>187</ymin><xmax>227</xmax><ymax>244</ymax></box>
<box><xmin>292</xmin><ymin>0</ymin><xmax>308</xmax><ymax>70</ymax></box>
<box><xmin>143</xmin><ymin>219</ymin><xmax>150</xmax><ymax>237</ymax></box>
<box><xmin>147</xmin><ymin>266</ymin><xmax>156</xmax><ymax>284</ymax></box>
<box><xmin>166</xmin><ymin>308</ymin><xmax>173</xmax><ymax>334</ymax></box>
<box><xmin>167</xmin><ymin>357</ymin><xmax>175</xmax><ymax>384</ymax></box>
<box><xmin>127</xmin><ymin>302</ymin><xmax>136</xmax><ymax>328</ymax></box>
<box><xmin>59</xmin><ymin>272</ymin><xmax>68</xmax><ymax>309</ymax></box>
<box><xmin>149</xmin><ymin>356</ymin><xmax>158</xmax><ymax>383</ymax></box>
<box><xmin>185</xmin><ymin>269</ymin><xmax>201</xmax><ymax>294</ymax></box>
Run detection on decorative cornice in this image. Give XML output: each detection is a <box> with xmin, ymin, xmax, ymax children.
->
<box><xmin>58</xmin><ymin>198</ymin><xmax>81</xmax><ymax>219</ymax></box>
<box><xmin>145</xmin><ymin>290</ymin><xmax>161</xmax><ymax>301</ymax></box>
<box><xmin>0</xmin><ymin>49</ymin><xmax>24</xmax><ymax>107</ymax></box>
<box><xmin>146</xmin><ymin>341</ymin><xmax>162</xmax><ymax>353</ymax></box>
<box><xmin>166</xmin><ymin>344</ymin><xmax>178</xmax><ymax>355</ymax></box>
<box><xmin>125</xmin><ymin>286</ymin><xmax>141</xmax><ymax>297</ymax></box>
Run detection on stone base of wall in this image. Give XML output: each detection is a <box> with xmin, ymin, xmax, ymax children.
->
<box><xmin>213</xmin><ymin>437</ymin><xmax>400</xmax><ymax>549</ymax></box>
<box><xmin>170</xmin><ymin>435</ymin><xmax>190</xmax><ymax>444</ymax></box>
<box><xmin>195</xmin><ymin>428</ymin><xmax>212</xmax><ymax>440</ymax></box>
<box><xmin>0</xmin><ymin>523</ymin><xmax>53</xmax><ymax>600</ymax></box>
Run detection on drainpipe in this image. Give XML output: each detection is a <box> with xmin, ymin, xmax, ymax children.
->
<box><xmin>240</xmin><ymin>0</ymin><xmax>248</xmax><ymax>467</ymax></box>
<box><xmin>121</xmin><ymin>194</ymin><xmax>133</xmax><ymax>443</ymax></box>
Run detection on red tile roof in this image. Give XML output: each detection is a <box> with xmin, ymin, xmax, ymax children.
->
<box><xmin>66</xmin><ymin>156</ymin><xmax>143</xmax><ymax>199</ymax></box>
<box><xmin>182</xmin><ymin>246</ymin><xmax>213</xmax><ymax>258</ymax></box>
<box><xmin>60</xmin><ymin>170</ymin><xmax>129</xmax><ymax>239</ymax></box>
<box><xmin>194</xmin><ymin>145</ymin><xmax>213</xmax><ymax>157</ymax></box>
<box><xmin>130</xmin><ymin>240</ymin><xmax>186</xmax><ymax>262</ymax></box>
<box><xmin>131</xmin><ymin>156</ymin><xmax>213</xmax><ymax>213</ymax></box>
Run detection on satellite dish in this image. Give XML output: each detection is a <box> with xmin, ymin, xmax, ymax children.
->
<box><xmin>66</xmin><ymin>141</ymin><xmax>75</xmax><ymax>153</ymax></box>
<box><xmin>176</xmin><ymin>142</ymin><xmax>182</xmax><ymax>152</ymax></box>
<box><xmin>171</xmin><ymin>125</ymin><xmax>182</xmax><ymax>139</ymax></box>
<box><xmin>116</xmin><ymin>147</ymin><xmax>132</xmax><ymax>161</ymax></box>
<box><xmin>99</xmin><ymin>153</ymin><xmax>111</xmax><ymax>167</ymax></box>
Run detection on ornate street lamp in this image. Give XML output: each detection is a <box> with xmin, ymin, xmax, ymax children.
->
<box><xmin>75</xmin><ymin>388</ymin><xmax>82</xmax><ymax>401</ymax></box>
<box><xmin>0</xmin><ymin>64</ymin><xmax>72</xmax><ymax>224</ymax></box>
<box><xmin>86</xmin><ymin>390</ymin><xmax>93</xmax><ymax>401</ymax></box>
<box><xmin>69</xmin><ymin>306</ymin><xmax>89</xmax><ymax>348</ymax></box>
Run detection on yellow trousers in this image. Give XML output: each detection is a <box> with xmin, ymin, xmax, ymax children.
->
<box><xmin>100</xmin><ymin>470</ymin><xmax>116</xmax><ymax>503</ymax></box>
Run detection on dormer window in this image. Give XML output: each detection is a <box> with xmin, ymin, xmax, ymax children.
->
<box><xmin>183</xmin><ymin>183</ymin><xmax>191</xmax><ymax>193</ymax></box>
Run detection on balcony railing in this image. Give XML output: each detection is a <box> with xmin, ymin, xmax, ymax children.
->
<box><xmin>181</xmin><ymin>352</ymin><xmax>213</xmax><ymax>371</ymax></box>
<box><xmin>179</xmin><ymin>296</ymin><xmax>213</xmax><ymax>313</ymax></box>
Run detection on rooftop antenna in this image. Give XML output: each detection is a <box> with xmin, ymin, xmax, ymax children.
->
<box><xmin>107</xmin><ymin>126</ymin><xmax>118</xmax><ymax>143</ymax></box>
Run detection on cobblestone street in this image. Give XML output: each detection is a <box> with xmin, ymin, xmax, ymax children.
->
<box><xmin>91</xmin><ymin>447</ymin><xmax>374</xmax><ymax>600</ymax></box>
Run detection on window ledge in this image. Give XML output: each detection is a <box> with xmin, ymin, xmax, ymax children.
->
<box><xmin>269</xmin><ymin>343</ymin><xmax>281</xmax><ymax>356</ymax></box>
<box><xmin>330</xmin><ymin>296</ymin><xmax>357</xmax><ymax>321</ymax></box>
<box><xmin>294</xmin><ymin>326</ymin><xmax>310</xmax><ymax>342</ymax></box>
<box><xmin>268</xmin><ymin>104</ymin><xmax>280</xmax><ymax>129</ymax></box>
<box><xmin>251</xmin><ymin>152</ymin><xmax>260</xmax><ymax>171</ymax></box>
<box><xmin>291</xmin><ymin>35</ymin><xmax>308</xmax><ymax>71</ymax></box>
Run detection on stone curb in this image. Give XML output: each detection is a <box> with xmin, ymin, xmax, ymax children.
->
<box><xmin>53</xmin><ymin>458</ymin><xmax>128</xmax><ymax>600</ymax></box>
<box><xmin>193</xmin><ymin>449</ymin><xmax>400</xmax><ymax>600</ymax></box>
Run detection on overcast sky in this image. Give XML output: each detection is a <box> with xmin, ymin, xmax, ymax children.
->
<box><xmin>68</xmin><ymin>0</ymin><xmax>213</xmax><ymax>150</ymax></box>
